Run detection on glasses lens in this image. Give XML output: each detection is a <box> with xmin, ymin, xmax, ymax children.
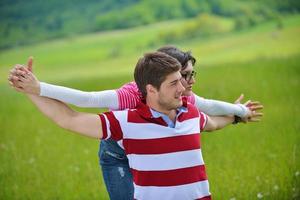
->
<box><xmin>185</xmin><ymin>71</ymin><xmax>196</xmax><ymax>82</ymax></box>
<box><xmin>181</xmin><ymin>71</ymin><xmax>196</xmax><ymax>82</ymax></box>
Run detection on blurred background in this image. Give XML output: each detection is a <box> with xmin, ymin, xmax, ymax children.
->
<box><xmin>0</xmin><ymin>0</ymin><xmax>299</xmax><ymax>199</ymax></box>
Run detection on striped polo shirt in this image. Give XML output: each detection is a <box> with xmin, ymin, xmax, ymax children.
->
<box><xmin>99</xmin><ymin>98</ymin><xmax>211</xmax><ymax>200</ymax></box>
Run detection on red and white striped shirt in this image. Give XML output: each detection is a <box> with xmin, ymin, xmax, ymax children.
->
<box><xmin>99</xmin><ymin>98</ymin><xmax>211</xmax><ymax>200</ymax></box>
<box><xmin>116</xmin><ymin>82</ymin><xmax>196</xmax><ymax>110</ymax></box>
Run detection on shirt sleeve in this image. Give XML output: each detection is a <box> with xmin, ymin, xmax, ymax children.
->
<box><xmin>199</xmin><ymin>112</ymin><xmax>208</xmax><ymax>132</ymax></box>
<box><xmin>194</xmin><ymin>94</ymin><xmax>249</xmax><ymax>117</ymax></box>
<box><xmin>116</xmin><ymin>82</ymin><xmax>143</xmax><ymax>110</ymax></box>
<box><xmin>99</xmin><ymin>112</ymin><xmax>123</xmax><ymax>141</ymax></box>
<box><xmin>40</xmin><ymin>82</ymin><xmax>119</xmax><ymax>109</ymax></box>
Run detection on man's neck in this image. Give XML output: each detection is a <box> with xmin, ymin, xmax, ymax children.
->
<box><xmin>146</xmin><ymin>99</ymin><xmax>177</xmax><ymax>122</ymax></box>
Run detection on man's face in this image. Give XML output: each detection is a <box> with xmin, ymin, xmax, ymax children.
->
<box><xmin>155</xmin><ymin>71</ymin><xmax>185</xmax><ymax>110</ymax></box>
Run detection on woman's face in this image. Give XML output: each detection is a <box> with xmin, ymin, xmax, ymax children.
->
<box><xmin>180</xmin><ymin>60</ymin><xmax>196</xmax><ymax>96</ymax></box>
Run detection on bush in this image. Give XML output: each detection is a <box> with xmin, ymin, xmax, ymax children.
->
<box><xmin>159</xmin><ymin>14</ymin><xmax>234</xmax><ymax>43</ymax></box>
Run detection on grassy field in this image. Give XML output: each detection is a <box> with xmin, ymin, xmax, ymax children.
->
<box><xmin>0</xmin><ymin>15</ymin><xmax>299</xmax><ymax>199</ymax></box>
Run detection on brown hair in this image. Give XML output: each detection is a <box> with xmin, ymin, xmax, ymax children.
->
<box><xmin>157</xmin><ymin>45</ymin><xmax>196</xmax><ymax>70</ymax></box>
<box><xmin>134</xmin><ymin>52</ymin><xmax>181</xmax><ymax>98</ymax></box>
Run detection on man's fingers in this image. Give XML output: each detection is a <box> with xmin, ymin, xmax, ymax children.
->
<box><xmin>9</xmin><ymin>69</ymin><xmax>15</xmax><ymax>74</ymax></box>
<box><xmin>249</xmin><ymin>118</ymin><xmax>261</xmax><ymax>122</ymax></box>
<box><xmin>14</xmin><ymin>65</ymin><xmax>22</xmax><ymax>69</ymax></box>
<box><xmin>9</xmin><ymin>80</ymin><xmax>15</xmax><ymax>87</ymax></box>
<box><xmin>27</xmin><ymin>56</ymin><xmax>33</xmax><ymax>72</ymax></box>
<box><xmin>244</xmin><ymin>100</ymin><xmax>251</xmax><ymax>106</ymax></box>
<box><xmin>246</xmin><ymin>101</ymin><xmax>263</xmax><ymax>108</ymax></box>
<box><xmin>249</xmin><ymin>101</ymin><xmax>261</xmax><ymax>105</ymax></box>
<box><xmin>12</xmin><ymin>69</ymin><xmax>26</xmax><ymax>77</ymax></box>
<box><xmin>18</xmin><ymin>76</ymin><xmax>27</xmax><ymax>83</ymax></box>
<box><xmin>13</xmin><ymin>86</ymin><xmax>24</xmax><ymax>93</ymax></box>
<box><xmin>252</xmin><ymin>112</ymin><xmax>263</xmax><ymax>117</ymax></box>
<box><xmin>11</xmin><ymin>75</ymin><xmax>20</xmax><ymax>82</ymax></box>
<box><xmin>9</xmin><ymin>68</ymin><xmax>19</xmax><ymax>77</ymax></box>
<box><xmin>8</xmin><ymin>74</ymin><xmax>13</xmax><ymax>81</ymax></box>
<box><xmin>9</xmin><ymin>79</ymin><xmax>22</xmax><ymax>89</ymax></box>
<box><xmin>250</xmin><ymin>105</ymin><xmax>264</xmax><ymax>111</ymax></box>
<box><xmin>17</xmin><ymin>67</ymin><xmax>29</xmax><ymax>73</ymax></box>
<box><xmin>16</xmin><ymin>80</ymin><xmax>26</xmax><ymax>88</ymax></box>
<box><xmin>9</xmin><ymin>65</ymin><xmax>30</xmax><ymax>77</ymax></box>
<box><xmin>234</xmin><ymin>94</ymin><xmax>244</xmax><ymax>104</ymax></box>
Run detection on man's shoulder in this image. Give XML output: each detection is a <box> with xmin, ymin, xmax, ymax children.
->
<box><xmin>177</xmin><ymin>100</ymin><xmax>201</xmax><ymax>122</ymax></box>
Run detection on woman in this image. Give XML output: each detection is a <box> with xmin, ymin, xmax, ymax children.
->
<box><xmin>10</xmin><ymin>46</ymin><xmax>252</xmax><ymax>200</ymax></box>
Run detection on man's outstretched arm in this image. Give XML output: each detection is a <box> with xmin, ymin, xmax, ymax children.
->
<box><xmin>8</xmin><ymin>62</ymin><xmax>102</xmax><ymax>139</ymax></box>
<box><xmin>203</xmin><ymin>110</ymin><xmax>263</xmax><ymax>132</ymax></box>
<box><xmin>26</xmin><ymin>94</ymin><xmax>102</xmax><ymax>139</ymax></box>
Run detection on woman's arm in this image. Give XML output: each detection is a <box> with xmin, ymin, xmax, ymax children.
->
<box><xmin>40</xmin><ymin>82</ymin><xmax>119</xmax><ymax>109</ymax></box>
<box><xmin>9</xmin><ymin>65</ymin><xmax>141</xmax><ymax>110</ymax></box>
<box><xmin>194</xmin><ymin>94</ymin><xmax>249</xmax><ymax>117</ymax></box>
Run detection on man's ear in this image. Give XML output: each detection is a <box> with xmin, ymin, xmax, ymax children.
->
<box><xmin>146</xmin><ymin>84</ymin><xmax>157</xmax><ymax>95</ymax></box>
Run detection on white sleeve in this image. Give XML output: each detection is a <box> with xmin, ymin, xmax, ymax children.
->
<box><xmin>194</xmin><ymin>95</ymin><xmax>249</xmax><ymax>117</ymax></box>
<box><xmin>40</xmin><ymin>82</ymin><xmax>119</xmax><ymax>109</ymax></box>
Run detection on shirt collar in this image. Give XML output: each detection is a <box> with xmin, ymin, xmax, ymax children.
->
<box><xmin>136</xmin><ymin>96</ymin><xmax>188</xmax><ymax>120</ymax></box>
<box><xmin>150</xmin><ymin>106</ymin><xmax>187</xmax><ymax>119</ymax></box>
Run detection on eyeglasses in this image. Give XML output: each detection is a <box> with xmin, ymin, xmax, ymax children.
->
<box><xmin>181</xmin><ymin>70</ymin><xmax>197</xmax><ymax>82</ymax></box>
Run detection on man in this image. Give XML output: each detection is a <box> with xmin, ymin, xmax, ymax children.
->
<box><xmin>9</xmin><ymin>52</ymin><xmax>262</xmax><ymax>199</ymax></box>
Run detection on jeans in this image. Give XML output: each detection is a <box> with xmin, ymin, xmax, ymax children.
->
<box><xmin>99</xmin><ymin>139</ymin><xmax>134</xmax><ymax>200</ymax></box>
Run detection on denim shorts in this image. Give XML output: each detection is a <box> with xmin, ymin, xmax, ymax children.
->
<box><xmin>98</xmin><ymin>139</ymin><xmax>134</xmax><ymax>200</ymax></box>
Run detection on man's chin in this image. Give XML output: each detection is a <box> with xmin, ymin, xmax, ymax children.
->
<box><xmin>167</xmin><ymin>99</ymin><xmax>182</xmax><ymax>110</ymax></box>
<box><xmin>176</xmin><ymin>99</ymin><xmax>183</xmax><ymax>108</ymax></box>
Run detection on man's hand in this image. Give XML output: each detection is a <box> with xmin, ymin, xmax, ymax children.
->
<box><xmin>8</xmin><ymin>57</ymin><xmax>41</xmax><ymax>95</ymax></box>
<box><xmin>243</xmin><ymin>100</ymin><xmax>264</xmax><ymax>122</ymax></box>
<box><xmin>234</xmin><ymin>94</ymin><xmax>264</xmax><ymax>123</ymax></box>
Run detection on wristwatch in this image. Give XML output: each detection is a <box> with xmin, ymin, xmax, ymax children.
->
<box><xmin>232</xmin><ymin>115</ymin><xmax>242</xmax><ymax>124</ymax></box>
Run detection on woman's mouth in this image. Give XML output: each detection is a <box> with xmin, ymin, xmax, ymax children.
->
<box><xmin>175</xmin><ymin>93</ymin><xmax>182</xmax><ymax>99</ymax></box>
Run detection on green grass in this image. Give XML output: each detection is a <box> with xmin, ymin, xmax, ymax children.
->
<box><xmin>0</xmin><ymin>14</ymin><xmax>300</xmax><ymax>199</ymax></box>
<box><xmin>199</xmin><ymin>56</ymin><xmax>300</xmax><ymax>199</ymax></box>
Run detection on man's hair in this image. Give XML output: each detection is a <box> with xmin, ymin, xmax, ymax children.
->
<box><xmin>134</xmin><ymin>52</ymin><xmax>181</xmax><ymax>98</ymax></box>
<box><xmin>157</xmin><ymin>45</ymin><xmax>196</xmax><ymax>70</ymax></box>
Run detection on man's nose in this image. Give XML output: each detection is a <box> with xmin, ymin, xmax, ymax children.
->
<box><xmin>178</xmin><ymin>81</ymin><xmax>185</xmax><ymax>92</ymax></box>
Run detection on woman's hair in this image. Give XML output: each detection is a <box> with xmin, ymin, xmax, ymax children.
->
<box><xmin>157</xmin><ymin>45</ymin><xmax>196</xmax><ymax>70</ymax></box>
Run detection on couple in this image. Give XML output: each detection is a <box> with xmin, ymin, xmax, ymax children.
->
<box><xmin>9</xmin><ymin>46</ymin><xmax>263</xmax><ymax>200</ymax></box>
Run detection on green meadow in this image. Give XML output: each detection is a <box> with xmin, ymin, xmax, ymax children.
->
<box><xmin>0</xmin><ymin>15</ymin><xmax>299</xmax><ymax>199</ymax></box>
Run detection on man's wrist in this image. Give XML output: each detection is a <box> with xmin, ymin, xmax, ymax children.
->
<box><xmin>232</xmin><ymin>115</ymin><xmax>242</xmax><ymax>124</ymax></box>
<box><xmin>236</xmin><ymin>104</ymin><xmax>249</xmax><ymax>117</ymax></box>
<box><xmin>35</xmin><ymin>81</ymin><xmax>41</xmax><ymax>95</ymax></box>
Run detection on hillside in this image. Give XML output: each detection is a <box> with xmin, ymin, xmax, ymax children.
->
<box><xmin>0</xmin><ymin>0</ymin><xmax>299</xmax><ymax>49</ymax></box>
<box><xmin>1</xmin><ymin>14</ymin><xmax>299</xmax><ymax>84</ymax></box>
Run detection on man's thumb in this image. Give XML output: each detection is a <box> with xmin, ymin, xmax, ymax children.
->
<box><xmin>234</xmin><ymin>93</ymin><xmax>244</xmax><ymax>104</ymax></box>
<box><xmin>27</xmin><ymin>56</ymin><xmax>33</xmax><ymax>72</ymax></box>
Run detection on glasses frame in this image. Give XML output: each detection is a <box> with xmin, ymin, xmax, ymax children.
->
<box><xmin>181</xmin><ymin>70</ymin><xmax>197</xmax><ymax>82</ymax></box>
